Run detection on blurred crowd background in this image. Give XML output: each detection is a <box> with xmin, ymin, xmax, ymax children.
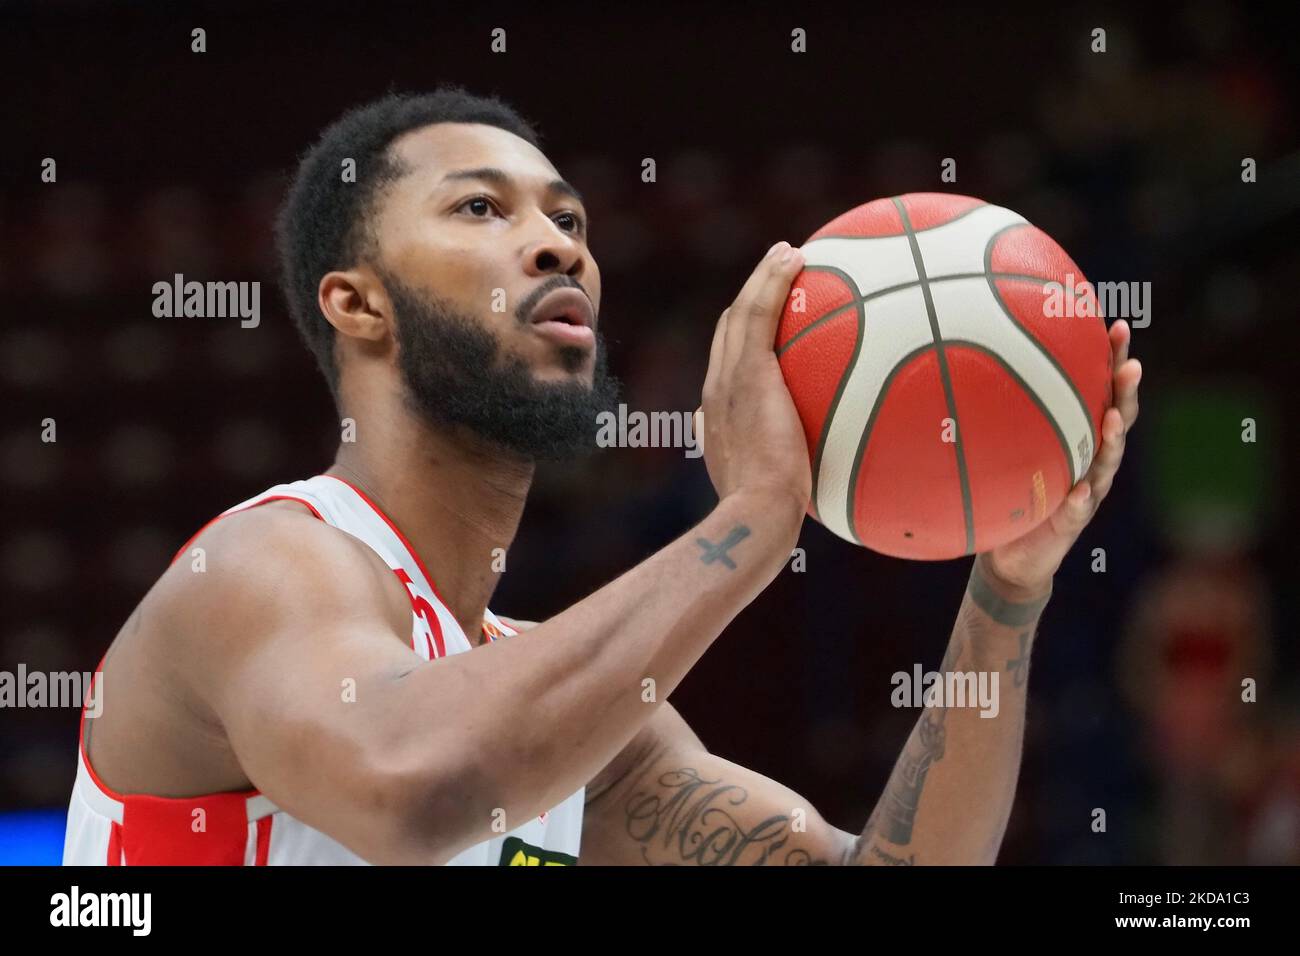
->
<box><xmin>2</xmin><ymin>0</ymin><xmax>1297</xmax><ymax>863</ymax></box>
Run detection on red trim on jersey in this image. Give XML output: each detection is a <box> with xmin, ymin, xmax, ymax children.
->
<box><xmin>320</xmin><ymin>474</ymin><xmax>450</xmax><ymax>605</ymax></box>
<box><xmin>81</xmin><ymin>658</ymin><xmax>257</xmax><ymax>806</ymax></box>
<box><xmin>323</xmin><ymin>474</ymin><xmax>506</xmax><ymax>645</ymax></box>
<box><xmin>73</xmin><ymin>482</ymin><xmax>511</xmax><ymax>865</ymax></box>
<box><xmin>118</xmin><ymin>789</ymin><xmax>253</xmax><ymax>865</ymax></box>
<box><xmin>394</xmin><ymin>567</ymin><xmax>447</xmax><ymax>658</ymax></box>
<box><xmin>80</xmin><ymin>666</ymin><xmax>261</xmax><ymax>865</ymax></box>
<box><xmin>255</xmin><ymin>816</ymin><xmax>272</xmax><ymax>865</ymax></box>
<box><xmin>107</xmin><ymin>822</ymin><xmax>123</xmax><ymax>866</ymax></box>
<box><xmin>84</xmin><ymin>492</ymin><xmax>326</xmax><ymax>804</ymax></box>
<box><xmin>170</xmin><ymin>495</ymin><xmax>324</xmax><ymax>565</ymax></box>
<box><xmin>73</xmin><ymin>494</ymin><xmax>331</xmax><ymax>865</ymax></box>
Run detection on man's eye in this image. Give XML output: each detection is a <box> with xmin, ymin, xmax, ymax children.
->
<box><xmin>459</xmin><ymin>197</ymin><xmax>498</xmax><ymax>217</ymax></box>
<box><xmin>554</xmin><ymin>212</ymin><xmax>585</xmax><ymax>233</ymax></box>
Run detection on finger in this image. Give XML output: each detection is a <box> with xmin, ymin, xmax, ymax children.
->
<box><xmin>1049</xmin><ymin>477</ymin><xmax>1095</xmax><ymax>537</ymax></box>
<box><xmin>1110</xmin><ymin>319</ymin><xmax>1131</xmax><ymax>367</ymax></box>
<box><xmin>723</xmin><ymin>242</ymin><xmax>788</xmax><ymax>360</ymax></box>
<box><xmin>1085</xmin><ymin>407</ymin><xmax>1126</xmax><ymax>501</ymax></box>
<box><xmin>725</xmin><ymin>241</ymin><xmax>804</xmax><ymax>368</ymax></box>
<box><xmin>702</xmin><ymin>308</ymin><xmax>729</xmax><ymax>402</ymax></box>
<box><xmin>722</xmin><ymin>243</ymin><xmax>780</xmax><ymax>369</ymax></box>
<box><xmin>1113</xmin><ymin>357</ymin><xmax>1141</xmax><ymax>431</ymax></box>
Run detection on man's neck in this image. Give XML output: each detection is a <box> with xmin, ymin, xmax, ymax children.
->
<box><xmin>328</xmin><ymin>406</ymin><xmax>534</xmax><ymax>645</ymax></box>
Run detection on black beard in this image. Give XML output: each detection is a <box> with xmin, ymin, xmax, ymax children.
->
<box><xmin>386</xmin><ymin>276</ymin><xmax>620</xmax><ymax>462</ymax></box>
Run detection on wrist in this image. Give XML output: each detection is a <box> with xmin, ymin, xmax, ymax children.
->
<box><xmin>720</xmin><ymin>486</ymin><xmax>806</xmax><ymax>547</ymax></box>
<box><xmin>975</xmin><ymin>552</ymin><xmax>1054</xmax><ymax>602</ymax></box>
<box><xmin>969</xmin><ymin>553</ymin><xmax>1052</xmax><ymax>627</ymax></box>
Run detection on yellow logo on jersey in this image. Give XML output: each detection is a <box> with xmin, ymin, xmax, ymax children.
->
<box><xmin>499</xmin><ymin>836</ymin><xmax>577</xmax><ymax>866</ymax></box>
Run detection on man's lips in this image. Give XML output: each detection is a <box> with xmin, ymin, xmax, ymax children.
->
<box><xmin>527</xmin><ymin>287</ymin><xmax>596</xmax><ymax>349</ymax></box>
<box><xmin>527</xmin><ymin>287</ymin><xmax>595</xmax><ymax>328</ymax></box>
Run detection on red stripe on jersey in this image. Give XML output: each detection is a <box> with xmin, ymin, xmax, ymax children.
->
<box><xmin>326</xmin><ymin>475</ymin><xmax>504</xmax><ymax>648</ymax></box>
<box><xmin>117</xmin><ymin>790</ymin><xmax>252</xmax><ymax>865</ymax></box>
<box><xmin>107</xmin><ymin>822</ymin><xmax>123</xmax><ymax>866</ymax></box>
<box><xmin>76</xmin><ymin>497</ymin><xmax>323</xmax><ymax>864</ymax></box>
<box><xmin>255</xmin><ymin>816</ymin><xmax>272</xmax><ymax>865</ymax></box>
<box><xmin>394</xmin><ymin>568</ymin><xmax>446</xmax><ymax>658</ymax></box>
<box><xmin>322</xmin><ymin>475</ymin><xmax>451</xmax><ymax>606</ymax></box>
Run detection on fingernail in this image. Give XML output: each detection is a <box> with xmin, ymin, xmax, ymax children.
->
<box><xmin>766</xmin><ymin>241</ymin><xmax>785</xmax><ymax>258</ymax></box>
<box><xmin>782</xmin><ymin>246</ymin><xmax>803</xmax><ymax>265</ymax></box>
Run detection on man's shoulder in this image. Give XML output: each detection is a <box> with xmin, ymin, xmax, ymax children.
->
<box><xmin>153</xmin><ymin>499</ymin><xmax>411</xmax><ymax>646</ymax></box>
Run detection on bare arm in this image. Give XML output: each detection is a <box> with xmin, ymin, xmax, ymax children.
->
<box><xmin>185</xmin><ymin>486</ymin><xmax>799</xmax><ymax>865</ymax></box>
<box><xmin>581</xmin><ymin>320</ymin><xmax>1142</xmax><ymax>866</ymax></box>
<box><xmin>581</xmin><ymin>703</ymin><xmax>850</xmax><ymax>865</ymax></box>
<box><xmin>846</xmin><ymin>556</ymin><xmax>1047</xmax><ymax>865</ymax></box>
<box><xmin>185</xmin><ymin>242</ymin><xmax>814</xmax><ymax>865</ymax></box>
<box><xmin>855</xmin><ymin>321</ymin><xmax>1141</xmax><ymax>863</ymax></box>
<box><xmin>577</xmin><ymin>561</ymin><xmax>1045</xmax><ymax>866</ymax></box>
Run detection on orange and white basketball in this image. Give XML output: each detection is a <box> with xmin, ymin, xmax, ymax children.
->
<box><xmin>777</xmin><ymin>193</ymin><xmax>1112</xmax><ymax>560</ymax></box>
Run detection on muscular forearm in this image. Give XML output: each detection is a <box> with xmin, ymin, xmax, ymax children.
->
<box><xmin>848</xmin><ymin>555</ymin><xmax>1050</xmax><ymax>865</ymax></box>
<box><xmin>416</xmin><ymin>488</ymin><xmax>802</xmax><ymax>853</ymax></box>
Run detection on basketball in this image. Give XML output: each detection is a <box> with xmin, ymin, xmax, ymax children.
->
<box><xmin>777</xmin><ymin>193</ymin><xmax>1113</xmax><ymax>560</ymax></box>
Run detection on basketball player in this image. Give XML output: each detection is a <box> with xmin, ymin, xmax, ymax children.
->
<box><xmin>63</xmin><ymin>87</ymin><xmax>1141</xmax><ymax>866</ymax></box>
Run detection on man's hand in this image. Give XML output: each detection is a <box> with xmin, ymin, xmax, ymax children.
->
<box><xmin>982</xmin><ymin>319</ymin><xmax>1142</xmax><ymax>595</ymax></box>
<box><xmin>697</xmin><ymin>241</ymin><xmax>811</xmax><ymax>521</ymax></box>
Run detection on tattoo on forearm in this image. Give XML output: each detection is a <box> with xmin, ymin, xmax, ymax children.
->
<box><xmin>852</xmin><ymin>574</ymin><xmax>1039</xmax><ymax>865</ymax></box>
<box><xmin>967</xmin><ymin>560</ymin><xmax>1050</xmax><ymax>627</ymax></box>
<box><xmin>1007</xmin><ymin>631</ymin><xmax>1032</xmax><ymax>688</ymax></box>
<box><xmin>859</xmin><ymin>638</ymin><xmax>964</xmax><ymax>856</ymax></box>
<box><xmin>623</xmin><ymin>767</ymin><xmax>827</xmax><ymax>865</ymax></box>
<box><xmin>878</xmin><ymin>706</ymin><xmax>948</xmax><ymax>845</ymax></box>
<box><xmin>869</xmin><ymin>844</ymin><xmax>916</xmax><ymax>865</ymax></box>
<box><xmin>695</xmin><ymin>526</ymin><xmax>751</xmax><ymax>570</ymax></box>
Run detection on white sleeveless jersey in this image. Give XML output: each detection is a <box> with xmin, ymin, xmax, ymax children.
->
<box><xmin>63</xmin><ymin>474</ymin><xmax>585</xmax><ymax>866</ymax></box>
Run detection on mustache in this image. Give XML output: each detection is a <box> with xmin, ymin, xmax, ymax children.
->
<box><xmin>514</xmin><ymin>274</ymin><xmax>592</xmax><ymax>324</ymax></box>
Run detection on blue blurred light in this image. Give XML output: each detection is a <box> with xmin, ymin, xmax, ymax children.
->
<box><xmin>0</xmin><ymin>809</ymin><xmax>66</xmax><ymax>865</ymax></box>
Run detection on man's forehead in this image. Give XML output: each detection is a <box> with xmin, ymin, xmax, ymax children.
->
<box><xmin>388</xmin><ymin>122</ymin><xmax>558</xmax><ymax>183</ymax></box>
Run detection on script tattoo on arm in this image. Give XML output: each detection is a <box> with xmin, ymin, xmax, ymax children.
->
<box><xmin>623</xmin><ymin>767</ymin><xmax>829</xmax><ymax>865</ymax></box>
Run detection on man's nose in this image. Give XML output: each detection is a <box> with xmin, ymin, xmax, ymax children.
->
<box><xmin>523</xmin><ymin>224</ymin><xmax>585</xmax><ymax>279</ymax></box>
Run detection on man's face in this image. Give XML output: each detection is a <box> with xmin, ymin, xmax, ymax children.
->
<box><xmin>365</xmin><ymin>122</ymin><xmax>619</xmax><ymax>461</ymax></box>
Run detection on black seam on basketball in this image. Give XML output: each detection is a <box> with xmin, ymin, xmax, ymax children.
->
<box><xmin>778</xmin><ymin>269</ymin><xmax>1061</xmax><ymax>358</ymax></box>
<box><xmin>798</xmin><ymin>263</ymin><xmax>866</xmax><ymax>537</ymax></box>
<box><xmin>777</xmin><ymin>264</ymin><xmax>866</xmax><ymax>358</ymax></box>
<box><xmin>940</xmin><ymin>339</ymin><xmax>1075</xmax><ymax>499</ymax></box>
<box><xmin>845</xmin><ymin>342</ymin><xmax>936</xmax><ymax>547</ymax></box>
<box><xmin>894</xmin><ymin>197</ymin><xmax>976</xmax><ymax>556</ymax></box>
<box><xmin>809</xmin><ymin>198</ymin><xmax>989</xmax><ymax>240</ymax></box>
<box><xmin>982</xmin><ymin>223</ymin><xmax>1097</xmax><ymax>481</ymax></box>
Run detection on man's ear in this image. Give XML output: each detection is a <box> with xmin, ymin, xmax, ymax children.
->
<box><xmin>318</xmin><ymin>269</ymin><xmax>391</xmax><ymax>343</ymax></box>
